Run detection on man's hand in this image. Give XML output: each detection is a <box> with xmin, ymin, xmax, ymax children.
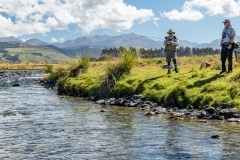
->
<box><xmin>228</xmin><ymin>44</ymin><xmax>232</xmax><ymax>49</ymax></box>
<box><xmin>167</xmin><ymin>41</ymin><xmax>174</xmax><ymax>45</ymax></box>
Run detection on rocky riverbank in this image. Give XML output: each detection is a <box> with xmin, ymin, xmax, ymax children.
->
<box><xmin>39</xmin><ymin>72</ymin><xmax>240</xmax><ymax>123</ymax></box>
<box><xmin>40</xmin><ymin>76</ymin><xmax>240</xmax><ymax>122</ymax></box>
<box><xmin>0</xmin><ymin>70</ymin><xmax>43</xmax><ymax>87</ymax></box>
<box><xmin>94</xmin><ymin>95</ymin><xmax>240</xmax><ymax>122</ymax></box>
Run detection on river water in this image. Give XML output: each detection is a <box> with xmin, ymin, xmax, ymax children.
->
<box><xmin>0</xmin><ymin>74</ymin><xmax>240</xmax><ymax>160</ymax></box>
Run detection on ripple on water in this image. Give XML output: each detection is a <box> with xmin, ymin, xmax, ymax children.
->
<box><xmin>0</xmin><ymin>77</ymin><xmax>240</xmax><ymax>159</ymax></box>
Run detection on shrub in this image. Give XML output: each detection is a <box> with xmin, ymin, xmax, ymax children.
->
<box><xmin>43</xmin><ymin>61</ymin><xmax>53</xmax><ymax>73</ymax></box>
<box><xmin>99</xmin><ymin>49</ymin><xmax>137</xmax><ymax>98</ymax></box>
<box><xmin>68</xmin><ymin>55</ymin><xmax>90</xmax><ymax>77</ymax></box>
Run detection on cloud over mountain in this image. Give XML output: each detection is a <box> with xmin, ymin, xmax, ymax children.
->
<box><xmin>0</xmin><ymin>0</ymin><xmax>158</xmax><ymax>37</ymax></box>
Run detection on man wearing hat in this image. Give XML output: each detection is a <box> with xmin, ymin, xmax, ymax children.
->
<box><xmin>163</xmin><ymin>29</ymin><xmax>179</xmax><ymax>74</ymax></box>
<box><xmin>220</xmin><ymin>19</ymin><xmax>236</xmax><ymax>74</ymax></box>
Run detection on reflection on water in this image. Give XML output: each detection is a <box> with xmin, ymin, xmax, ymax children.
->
<box><xmin>0</xmin><ymin>79</ymin><xmax>240</xmax><ymax>159</ymax></box>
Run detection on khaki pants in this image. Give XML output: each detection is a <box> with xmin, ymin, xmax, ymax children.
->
<box><xmin>166</xmin><ymin>50</ymin><xmax>177</xmax><ymax>62</ymax></box>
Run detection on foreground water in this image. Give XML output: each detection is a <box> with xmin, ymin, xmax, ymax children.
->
<box><xmin>0</xmin><ymin>76</ymin><xmax>240</xmax><ymax>160</ymax></box>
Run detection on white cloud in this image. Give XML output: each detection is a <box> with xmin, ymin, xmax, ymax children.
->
<box><xmin>161</xmin><ymin>9</ymin><xmax>203</xmax><ymax>21</ymax></box>
<box><xmin>51</xmin><ymin>37</ymin><xmax>58</xmax><ymax>43</ymax></box>
<box><xmin>59</xmin><ymin>38</ymin><xmax>65</xmax><ymax>43</ymax></box>
<box><xmin>51</xmin><ymin>37</ymin><xmax>65</xmax><ymax>43</ymax></box>
<box><xmin>161</xmin><ymin>0</ymin><xmax>240</xmax><ymax>21</ymax></box>
<box><xmin>0</xmin><ymin>0</ymin><xmax>158</xmax><ymax>37</ymax></box>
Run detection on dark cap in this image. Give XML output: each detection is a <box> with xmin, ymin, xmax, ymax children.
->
<box><xmin>222</xmin><ymin>19</ymin><xmax>230</xmax><ymax>23</ymax></box>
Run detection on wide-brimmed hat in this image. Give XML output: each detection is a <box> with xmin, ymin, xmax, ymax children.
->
<box><xmin>167</xmin><ymin>29</ymin><xmax>175</xmax><ymax>34</ymax></box>
<box><xmin>222</xmin><ymin>19</ymin><xmax>230</xmax><ymax>23</ymax></box>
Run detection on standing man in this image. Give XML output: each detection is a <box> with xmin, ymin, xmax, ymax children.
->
<box><xmin>220</xmin><ymin>19</ymin><xmax>236</xmax><ymax>74</ymax></box>
<box><xmin>163</xmin><ymin>29</ymin><xmax>179</xmax><ymax>74</ymax></box>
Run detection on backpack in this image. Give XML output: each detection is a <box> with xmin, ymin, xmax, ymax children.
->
<box><xmin>232</xmin><ymin>42</ymin><xmax>239</xmax><ymax>49</ymax></box>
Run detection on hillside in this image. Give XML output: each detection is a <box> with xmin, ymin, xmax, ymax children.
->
<box><xmin>0</xmin><ymin>41</ymin><xmax>101</xmax><ymax>63</ymax></box>
<box><xmin>25</xmin><ymin>38</ymin><xmax>49</xmax><ymax>46</ymax></box>
<box><xmin>46</xmin><ymin>45</ymin><xmax>101</xmax><ymax>58</ymax></box>
<box><xmin>0</xmin><ymin>45</ymin><xmax>71</xmax><ymax>63</ymax></box>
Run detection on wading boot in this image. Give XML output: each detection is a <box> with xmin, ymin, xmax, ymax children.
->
<box><xmin>167</xmin><ymin>68</ymin><xmax>171</xmax><ymax>74</ymax></box>
<box><xmin>175</xmin><ymin>68</ymin><xmax>178</xmax><ymax>73</ymax></box>
<box><xmin>219</xmin><ymin>70</ymin><xmax>226</xmax><ymax>74</ymax></box>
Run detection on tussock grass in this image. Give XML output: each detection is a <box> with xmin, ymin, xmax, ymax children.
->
<box><xmin>66</xmin><ymin>55</ymin><xmax>90</xmax><ymax>77</ymax></box>
<box><xmin>45</xmin><ymin>54</ymin><xmax>240</xmax><ymax>108</ymax></box>
<box><xmin>99</xmin><ymin>50</ymin><xmax>137</xmax><ymax>98</ymax></box>
<box><xmin>42</xmin><ymin>56</ymin><xmax>91</xmax><ymax>95</ymax></box>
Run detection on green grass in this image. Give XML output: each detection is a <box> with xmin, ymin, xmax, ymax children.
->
<box><xmin>47</xmin><ymin>54</ymin><xmax>240</xmax><ymax>109</ymax></box>
<box><xmin>98</xmin><ymin>50</ymin><xmax>137</xmax><ymax>97</ymax></box>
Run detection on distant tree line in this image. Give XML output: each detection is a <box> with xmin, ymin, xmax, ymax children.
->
<box><xmin>100</xmin><ymin>46</ymin><xmax>221</xmax><ymax>59</ymax></box>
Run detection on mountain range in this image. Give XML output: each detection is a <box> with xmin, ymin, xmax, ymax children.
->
<box><xmin>0</xmin><ymin>33</ymin><xmax>239</xmax><ymax>61</ymax></box>
<box><xmin>3</xmin><ymin>33</ymin><xmax>240</xmax><ymax>49</ymax></box>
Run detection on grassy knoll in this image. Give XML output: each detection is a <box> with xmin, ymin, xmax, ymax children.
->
<box><xmin>48</xmin><ymin>54</ymin><xmax>240</xmax><ymax>108</ymax></box>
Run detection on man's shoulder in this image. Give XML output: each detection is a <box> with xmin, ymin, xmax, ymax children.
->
<box><xmin>229</xmin><ymin>26</ymin><xmax>236</xmax><ymax>34</ymax></box>
<box><xmin>227</xmin><ymin>26</ymin><xmax>235</xmax><ymax>31</ymax></box>
<box><xmin>224</xmin><ymin>27</ymin><xmax>235</xmax><ymax>33</ymax></box>
<box><xmin>230</xmin><ymin>26</ymin><xmax>235</xmax><ymax>31</ymax></box>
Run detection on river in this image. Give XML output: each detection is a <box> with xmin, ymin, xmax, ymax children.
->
<box><xmin>0</xmin><ymin>73</ymin><xmax>240</xmax><ymax>160</ymax></box>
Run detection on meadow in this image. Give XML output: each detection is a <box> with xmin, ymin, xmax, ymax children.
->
<box><xmin>45</xmin><ymin>53</ymin><xmax>240</xmax><ymax>109</ymax></box>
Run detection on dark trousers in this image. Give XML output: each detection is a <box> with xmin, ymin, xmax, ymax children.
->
<box><xmin>221</xmin><ymin>45</ymin><xmax>233</xmax><ymax>71</ymax></box>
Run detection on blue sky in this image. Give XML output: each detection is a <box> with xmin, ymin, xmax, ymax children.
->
<box><xmin>0</xmin><ymin>0</ymin><xmax>239</xmax><ymax>44</ymax></box>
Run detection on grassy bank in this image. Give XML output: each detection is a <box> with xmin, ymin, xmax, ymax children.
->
<box><xmin>46</xmin><ymin>54</ymin><xmax>240</xmax><ymax>109</ymax></box>
<box><xmin>0</xmin><ymin>63</ymin><xmax>61</xmax><ymax>70</ymax></box>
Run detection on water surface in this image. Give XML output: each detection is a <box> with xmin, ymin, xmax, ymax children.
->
<box><xmin>0</xmin><ymin>76</ymin><xmax>240</xmax><ymax>159</ymax></box>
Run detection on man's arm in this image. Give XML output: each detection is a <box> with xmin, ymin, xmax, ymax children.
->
<box><xmin>173</xmin><ymin>38</ymin><xmax>179</xmax><ymax>46</ymax></box>
<box><xmin>230</xmin><ymin>28</ymin><xmax>235</xmax><ymax>43</ymax></box>
<box><xmin>228</xmin><ymin>28</ymin><xmax>236</xmax><ymax>49</ymax></box>
<box><xmin>163</xmin><ymin>38</ymin><xmax>167</xmax><ymax>46</ymax></box>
